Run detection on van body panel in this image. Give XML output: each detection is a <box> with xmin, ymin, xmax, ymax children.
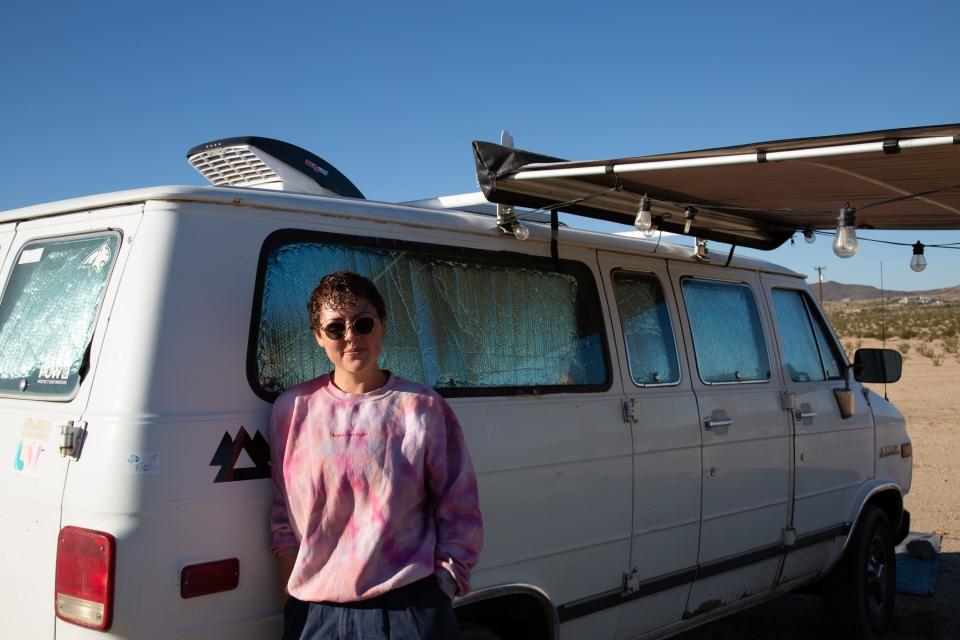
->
<box><xmin>871</xmin><ymin>390</ymin><xmax>911</xmax><ymax>493</ymax></box>
<box><xmin>0</xmin><ymin>206</ymin><xmax>141</xmax><ymax>638</ymax></box>
<box><xmin>0</xmin><ymin>223</ymin><xmax>15</xmax><ymax>266</ymax></box>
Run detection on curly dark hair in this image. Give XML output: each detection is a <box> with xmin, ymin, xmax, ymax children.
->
<box><xmin>308</xmin><ymin>271</ymin><xmax>387</xmax><ymax>334</ymax></box>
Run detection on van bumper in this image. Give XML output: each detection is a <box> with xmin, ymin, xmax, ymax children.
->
<box><xmin>894</xmin><ymin>509</ymin><xmax>910</xmax><ymax>545</ymax></box>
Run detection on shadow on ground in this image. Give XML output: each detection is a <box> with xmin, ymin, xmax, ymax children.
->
<box><xmin>674</xmin><ymin>552</ymin><xmax>959</xmax><ymax>639</ymax></box>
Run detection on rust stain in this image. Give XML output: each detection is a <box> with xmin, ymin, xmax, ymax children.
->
<box><xmin>686</xmin><ymin>598</ymin><xmax>724</xmax><ymax>618</ymax></box>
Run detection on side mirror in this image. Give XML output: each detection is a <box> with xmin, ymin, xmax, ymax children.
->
<box><xmin>853</xmin><ymin>348</ymin><xmax>902</xmax><ymax>384</ymax></box>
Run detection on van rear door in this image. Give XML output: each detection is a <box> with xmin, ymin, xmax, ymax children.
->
<box><xmin>0</xmin><ymin>206</ymin><xmax>140</xmax><ymax>638</ymax></box>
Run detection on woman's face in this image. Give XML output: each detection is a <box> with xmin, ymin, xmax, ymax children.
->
<box><xmin>314</xmin><ymin>297</ymin><xmax>384</xmax><ymax>383</ymax></box>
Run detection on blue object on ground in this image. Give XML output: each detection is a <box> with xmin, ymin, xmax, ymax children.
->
<box><xmin>895</xmin><ymin>532</ymin><xmax>941</xmax><ymax>596</ymax></box>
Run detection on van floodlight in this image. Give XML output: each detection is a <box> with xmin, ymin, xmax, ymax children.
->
<box><xmin>187</xmin><ymin>137</ymin><xmax>364</xmax><ymax>199</ymax></box>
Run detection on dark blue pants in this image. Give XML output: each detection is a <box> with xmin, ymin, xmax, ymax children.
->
<box><xmin>281</xmin><ymin>576</ymin><xmax>461</xmax><ymax>640</ymax></box>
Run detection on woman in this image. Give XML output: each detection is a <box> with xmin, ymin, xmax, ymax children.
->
<box><xmin>269</xmin><ymin>270</ymin><xmax>483</xmax><ymax>639</ymax></box>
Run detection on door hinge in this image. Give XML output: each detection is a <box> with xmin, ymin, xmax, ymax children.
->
<box><xmin>623</xmin><ymin>568</ymin><xmax>640</xmax><ymax>593</ymax></box>
<box><xmin>622</xmin><ymin>398</ymin><xmax>639</xmax><ymax>424</ymax></box>
<box><xmin>781</xmin><ymin>527</ymin><xmax>797</xmax><ymax>547</ymax></box>
<box><xmin>782</xmin><ymin>392</ymin><xmax>797</xmax><ymax>411</ymax></box>
<box><xmin>59</xmin><ymin>420</ymin><xmax>87</xmax><ymax>460</ymax></box>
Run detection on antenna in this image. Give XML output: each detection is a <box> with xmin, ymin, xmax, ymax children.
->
<box><xmin>880</xmin><ymin>260</ymin><xmax>888</xmax><ymax>400</ymax></box>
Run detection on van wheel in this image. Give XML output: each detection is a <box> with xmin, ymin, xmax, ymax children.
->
<box><xmin>458</xmin><ymin>622</ymin><xmax>503</xmax><ymax>640</ymax></box>
<box><xmin>823</xmin><ymin>505</ymin><xmax>896</xmax><ymax>639</ymax></box>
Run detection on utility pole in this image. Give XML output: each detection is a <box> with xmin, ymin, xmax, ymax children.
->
<box><xmin>814</xmin><ymin>266</ymin><xmax>826</xmax><ymax>307</ymax></box>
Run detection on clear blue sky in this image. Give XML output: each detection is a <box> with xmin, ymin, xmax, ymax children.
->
<box><xmin>3</xmin><ymin>0</ymin><xmax>959</xmax><ymax>291</ymax></box>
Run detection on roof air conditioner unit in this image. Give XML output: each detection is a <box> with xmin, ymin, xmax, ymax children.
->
<box><xmin>186</xmin><ymin>137</ymin><xmax>364</xmax><ymax>198</ymax></box>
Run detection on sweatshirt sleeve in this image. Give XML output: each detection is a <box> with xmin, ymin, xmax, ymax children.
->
<box><xmin>425</xmin><ymin>396</ymin><xmax>484</xmax><ymax>597</ymax></box>
<box><xmin>269</xmin><ymin>395</ymin><xmax>299</xmax><ymax>557</ymax></box>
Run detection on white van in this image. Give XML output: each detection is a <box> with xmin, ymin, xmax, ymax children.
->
<box><xmin>0</xmin><ymin>135</ymin><xmax>913</xmax><ymax>639</ymax></box>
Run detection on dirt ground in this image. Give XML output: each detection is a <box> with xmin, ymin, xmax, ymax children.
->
<box><xmin>677</xmin><ymin>338</ymin><xmax>960</xmax><ymax>639</ymax></box>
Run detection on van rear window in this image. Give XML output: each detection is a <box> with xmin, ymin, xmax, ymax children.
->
<box><xmin>251</xmin><ymin>231</ymin><xmax>609</xmax><ymax>398</ymax></box>
<box><xmin>0</xmin><ymin>233</ymin><xmax>119</xmax><ymax>398</ymax></box>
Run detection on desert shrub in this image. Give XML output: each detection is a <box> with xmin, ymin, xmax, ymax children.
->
<box><xmin>943</xmin><ymin>336</ymin><xmax>959</xmax><ymax>354</ymax></box>
<box><xmin>899</xmin><ymin>341</ymin><xmax>911</xmax><ymax>355</ymax></box>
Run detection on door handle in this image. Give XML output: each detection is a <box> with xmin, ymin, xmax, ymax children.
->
<box><xmin>794</xmin><ymin>410</ymin><xmax>818</xmax><ymax>420</ymax></box>
<box><xmin>704</xmin><ymin>417</ymin><xmax>733</xmax><ymax>429</ymax></box>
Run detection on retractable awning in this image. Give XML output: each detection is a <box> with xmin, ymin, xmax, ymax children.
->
<box><xmin>472</xmin><ymin>123</ymin><xmax>960</xmax><ymax>250</ymax></box>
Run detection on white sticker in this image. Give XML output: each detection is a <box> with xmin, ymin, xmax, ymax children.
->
<box><xmin>38</xmin><ymin>363</ymin><xmax>71</xmax><ymax>382</ymax></box>
<box><xmin>126</xmin><ymin>452</ymin><xmax>160</xmax><ymax>474</ymax></box>
<box><xmin>18</xmin><ymin>248</ymin><xmax>43</xmax><ymax>264</ymax></box>
<box><xmin>80</xmin><ymin>242</ymin><xmax>112</xmax><ymax>273</ymax></box>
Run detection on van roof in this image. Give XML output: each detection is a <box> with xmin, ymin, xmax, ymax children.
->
<box><xmin>0</xmin><ymin>185</ymin><xmax>804</xmax><ymax>279</ymax></box>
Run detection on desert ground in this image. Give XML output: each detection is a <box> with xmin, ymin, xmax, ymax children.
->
<box><xmin>679</xmin><ymin>336</ymin><xmax>960</xmax><ymax>639</ymax></box>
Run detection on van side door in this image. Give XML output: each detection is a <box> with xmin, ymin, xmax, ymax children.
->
<box><xmin>668</xmin><ymin>262</ymin><xmax>791</xmax><ymax>615</ymax></box>
<box><xmin>760</xmin><ymin>275</ymin><xmax>874</xmax><ymax>583</ymax></box>
<box><xmin>597</xmin><ymin>252</ymin><xmax>701</xmax><ymax>639</ymax></box>
<box><xmin>0</xmin><ymin>205</ymin><xmax>140</xmax><ymax>638</ymax></box>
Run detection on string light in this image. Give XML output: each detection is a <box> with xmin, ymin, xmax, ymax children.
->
<box><xmin>683</xmin><ymin>207</ymin><xmax>697</xmax><ymax>234</ymax></box>
<box><xmin>499</xmin><ymin>180</ymin><xmax>958</xmax><ymax>273</ymax></box>
<box><xmin>832</xmin><ymin>203</ymin><xmax>858</xmax><ymax>258</ymax></box>
<box><xmin>910</xmin><ymin>241</ymin><xmax>927</xmax><ymax>272</ymax></box>
<box><xmin>634</xmin><ymin>195</ymin><xmax>653</xmax><ymax>233</ymax></box>
<box><xmin>643</xmin><ymin>216</ymin><xmax>663</xmax><ymax>238</ymax></box>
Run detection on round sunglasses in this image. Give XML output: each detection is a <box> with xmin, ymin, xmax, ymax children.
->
<box><xmin>320</xmin><ymin>316</ymin><xmax>377</xmax><ymax>340</ymax></box>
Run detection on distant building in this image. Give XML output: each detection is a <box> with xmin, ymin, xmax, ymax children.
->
<box><xmin>897</xmin><ymin>296</ymin><xmax>942</xmax><ymax>305</ymax></box>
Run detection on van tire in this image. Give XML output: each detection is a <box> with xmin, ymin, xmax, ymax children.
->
<box><xmin>458</xmin><ymin>621</ymin><xmax>504</xmax><ymax>640</ymax></box>
<box><xmin>823</xmin><ymin>505</ymin><xmax>896</xmax><ymax>639</ymax></box>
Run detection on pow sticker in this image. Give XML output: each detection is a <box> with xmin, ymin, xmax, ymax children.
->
<box><xmin>210</xmin><ymin>426</ymin><xmax>271</xmax><ymax>483</ymax></box>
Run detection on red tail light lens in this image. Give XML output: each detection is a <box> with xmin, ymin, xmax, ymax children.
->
<box><xmin>55</xmin><ymin>526</ymin><xmax>115</xmax><ymax>631</ymax></box>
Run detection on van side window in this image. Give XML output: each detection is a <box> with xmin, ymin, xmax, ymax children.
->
<box><xmin>612</xmin><ymin>271</ymin><xmax>679</xmax><ymax>385</ymax></box>
<box><xmin>772</xmin><ymin>288</ymin><xmax>844</xmax><ymax>381</ymax></box>
<box><xmin>252</xmin><ymin>232</ymin><xmax>609</xmax><ymax>398</ymax></box>
<box><xmin>681</xmin><ymin>279</ymin><xmax>771</xmax><ymax>383</ymax></box>
<box><xmin>0</xmin><ymin>233</ymin><xmax>120</xmax><ymax>398</ymax></box>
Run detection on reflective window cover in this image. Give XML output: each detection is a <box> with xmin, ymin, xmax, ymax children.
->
<box><xmin>612</xmin><ymin>272</ymin><xmax>679</xmax><ymax>385</ymax></box>
<box><xmin>255</xmin><ymin>237</ymin><xmax>607</xmax><ymax>395</ymax></box>
<box><xmin>682</xmin><ymin>279</ymin><xmax>770</xmax><ymax>383</ymax></box>
<box><xmin>0</xmin><ymin>233</ymin><xmax>119</xmax><ymax>397</ymax></box>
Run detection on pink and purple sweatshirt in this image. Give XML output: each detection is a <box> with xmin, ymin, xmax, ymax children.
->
<box><xmin>269</xmin><ymin>373</ymin><xmax>483</xmax><ymax>603</ymax></box>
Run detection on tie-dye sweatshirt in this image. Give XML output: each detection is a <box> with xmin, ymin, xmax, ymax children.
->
<box><xmin>269</xmin><ymin>373</ymin><xmax>483</xmax><ymax>603</ymax></box>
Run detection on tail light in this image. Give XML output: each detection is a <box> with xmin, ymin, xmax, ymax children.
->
<box><xmin>55</xmin><ymin>526</ymin><xmax>116</xmax><ymax>631</ymax></box>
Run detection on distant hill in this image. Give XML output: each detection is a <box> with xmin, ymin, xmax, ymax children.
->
<box><xmin>819</xmin><ymin>281</ymin><xmax>960</xmax><ymax>301</ymax></box>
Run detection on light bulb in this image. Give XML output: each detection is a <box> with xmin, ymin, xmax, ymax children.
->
<box><xmin>634</xmin><ymin>195</ymin><xmax>653</xmax><ymax>232</ymax></box>
<box><xmin>832</xmin><ymin>204</ymin><xmax>858</xmax><ymax>258</ymax></box>
<box><xmin>803</xmin><ymin>229</ymin><xmax>816</xmax><ymax>244</ymax></box>
<box><xmin>683</xmin><ymin>207</ymin><xmax>697</xmax><ymax>235</ymax></box>
<box><xmin>513</xmin><ymin>223</ymin><xmax>530</xmax><ymax>241</ymax></box>
<box><xmin>910</xmin><ymin>242</ymin><xmax>927</xmax><ymax>272</ymax></box>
